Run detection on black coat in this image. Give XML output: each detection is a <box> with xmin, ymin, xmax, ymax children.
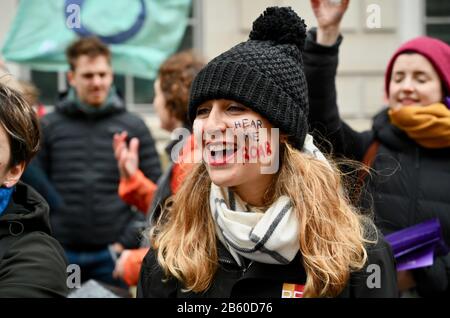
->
<box><xmin>136</xmin><ymin>237</ymin><xmax>397</xmax><ymax>298</ymax></box>
<box><xmin>303</xmin><ymin>28</ymin><xmax>450</xmax><ymax>296</ymax></box>
<box><xmin>0</xmin><ymin>182</ymin><xmax>68</xmax><ymax>297</ymax></box>
<box><xmin>37</xmin><ymin>90</ymin><xmax>162</xmax><ymax>250</ymax></box>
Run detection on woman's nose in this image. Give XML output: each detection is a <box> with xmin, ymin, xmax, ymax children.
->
<box><xmin>400</xmin><ymin>76</ymin><xmax>414</xmax><ymax>93</ymax></box>
<box><xmin>204</xmin><ymin>106</ymin><xmax>227</xmax><ymax>135</ymax></box>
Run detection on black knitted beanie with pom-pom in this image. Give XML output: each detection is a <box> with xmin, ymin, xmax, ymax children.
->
<box><xmin>189</xmin><ymin>6</ymin><xmax>309</xmax><ymax>150</ymax></box>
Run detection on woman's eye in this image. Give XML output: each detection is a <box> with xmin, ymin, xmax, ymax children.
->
<box><xmin>228</xmin><ymin>105</ymin><xmax>245</xmax><ymax>112</ymax></box>
<box><xmin>416</xmin><ymin>76</ymin><xmax>428</xmax><ymax>84</ymax></box>
<box><xmin>196</xmin><ymin>108</ymin><xmax>210</xmax><ymax>116</ymax></box>
<box><xmin>393</xmin><ymin>74</ymin><xmax>404</xmax><ymax>83</ymax></box>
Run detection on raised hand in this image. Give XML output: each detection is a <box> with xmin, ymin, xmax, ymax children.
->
<box><xmin>113</xmin><ymin>131</ymin><xmax>140</xmax><ymax>179</ymax></box>
<box><xmin>310</xmin><ymin>0</ymin><xmax>349</xmax><ymax>45</ymax></box>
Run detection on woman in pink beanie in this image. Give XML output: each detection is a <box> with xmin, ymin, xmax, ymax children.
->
<box><xmin>306</xmin><ymin>0</ymin><xmax>450</xmax><ymax>297</ymax></box>
<box><xmin>385</xmin><ymin>36</ymin><xmax>450</xmax><ymax>110</ymax></box>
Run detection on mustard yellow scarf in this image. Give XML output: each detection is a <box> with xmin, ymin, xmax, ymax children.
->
<box><xmin>389</xmin><ymin>103</ymin><xmax>450</xmax><ymax>149</ymax></box>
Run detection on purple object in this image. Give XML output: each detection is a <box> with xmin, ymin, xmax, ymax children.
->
<box><xmin>445</xmin><ymin>96</ymin><xmax>450</xmax><ymax>109</ymax></box>
<box><xmin>385</xmin><ymin>219</ymin><xmax>449</xmax><ymax>271</ymax></box>
<box><xmin>395</xmin><ymin>244</ymin><xmax>435</xmax><ymax>271</ymax></box>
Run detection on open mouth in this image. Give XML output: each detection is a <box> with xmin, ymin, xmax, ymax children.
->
<box><xmin>206</xmin><ymin>142</ymin><xmax>238</xmax><ymax>166</ymax></box>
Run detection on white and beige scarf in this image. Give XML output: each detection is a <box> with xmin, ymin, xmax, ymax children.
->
<box><xmin>210</xmin><ymin>183</ymin><xmax>298</xmax><ymax>266</ymax></box>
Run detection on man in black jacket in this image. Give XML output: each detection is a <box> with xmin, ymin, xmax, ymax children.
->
<box><xmin>35</xmin><ymin>37</ymin><xmax>162</xmax><ymax>287</ymax></box>
<box><xmin>0</xmin><ymin>83</ymin><xmax>68</xmax><ymax>297</ymax></box>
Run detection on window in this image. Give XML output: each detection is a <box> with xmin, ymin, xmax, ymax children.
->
<box><xmin>30</xmin><ymin>70</ymin><xmax>59</xmax><ymax>105</ymax></box>
<box><xmin>425</xmin><ymin>0</ymin><xmax>450</xmax><ymax>44</ymax></box>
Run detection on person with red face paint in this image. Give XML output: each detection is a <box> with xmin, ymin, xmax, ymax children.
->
<box><xmin>305</xmin><ymin>0</ymin><xmax>450</xmax><ymax>296</ymax></box>
<box><xmin>137</xmin><ymin>7</ymin><xmax>397</xmax><ymax>298</ymax></box>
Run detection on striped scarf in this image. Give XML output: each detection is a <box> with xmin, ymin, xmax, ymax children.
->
<box><xmin>210</xmin><ymin>183</ymin><xmax>298</xmax><ymax>266</ymax></box>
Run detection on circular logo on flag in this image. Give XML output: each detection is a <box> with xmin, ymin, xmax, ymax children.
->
<box><xmin>64</xmin><ymin>0</ymin><xmax>146</xmax><ymax>44</ymax></box>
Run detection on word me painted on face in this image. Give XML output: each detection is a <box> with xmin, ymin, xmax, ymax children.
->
<box><xmin>234</xmin><ymin>120</ymin><xmax>261</xmax><ymax>142</ymax></box>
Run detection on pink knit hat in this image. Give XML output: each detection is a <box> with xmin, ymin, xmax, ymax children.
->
<box><xmin>384</xmin><ymin>36</ymin><xmax>450</xmax><ymax>105</ymax></box>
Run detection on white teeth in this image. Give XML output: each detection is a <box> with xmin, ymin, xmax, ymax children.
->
<box><xmin>210</xmin><ymin>144</ymin><xmax>225</xmax><ymax>152</ymax></box>
<box><xmin>208</xmin><ymin>144</ymin><xmax>235</xmax><ymax>152</ymax></box>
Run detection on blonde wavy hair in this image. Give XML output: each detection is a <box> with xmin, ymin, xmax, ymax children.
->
<box><xmin>150</xmin><ymin>142</ymin><xmax>377</xmax><ymax>297</ymax></box>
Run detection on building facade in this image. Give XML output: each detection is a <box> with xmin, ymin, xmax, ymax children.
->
<box><xmin>1</xmin><ymin>0</ymin><xmax>449</xmax><ymax>136</ymax></box>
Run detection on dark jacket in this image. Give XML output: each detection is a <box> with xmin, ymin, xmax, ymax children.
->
<box><xmin>136</xmin><ymin>236</ymin><xmax>397</xmax><ymax>298</ymax></box>
<box><xmin>22</xmin><ymin>160</ymin><xmax>64</xmax><ymax>211</ymax></box>
<box><xmin>0</xmin><ymin>182</ymin><xmax>68</xmax><ymax>297</ymax></box>
<box><xmin>303</xmin><ymin>29</ymin><xmax>450</xmax><ymax>296</ymax></box>
<box><xmin>37</xmin><ymin>90</ymin><xmax>162</xmax><ymax>250</ymax></box>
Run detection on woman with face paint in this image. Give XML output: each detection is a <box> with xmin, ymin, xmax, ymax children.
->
<box><xmin>305</xmin><ymin>0</ymin><xmax>450</xmax><ymax>296</ymax></box>
<box><xmin>136</xmin><ymin>7</ymin><xmax>397</xmax><ymax>298</ymax></box>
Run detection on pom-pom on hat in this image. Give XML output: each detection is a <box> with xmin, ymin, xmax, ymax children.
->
<box><xmin>189</xmin><ymin>7</ymin><xmax>309</xmax><ymax>150</ymax></box>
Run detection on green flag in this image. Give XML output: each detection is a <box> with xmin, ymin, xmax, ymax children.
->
<box><xmin>1</xmin><ymin>0</ymin><xmax>191</xmax><ymax>79</ymax></box>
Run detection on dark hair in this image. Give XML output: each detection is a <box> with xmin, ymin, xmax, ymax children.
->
<box><xmin>66</xmin><ymin>36</ymin><xmax>111</xmax><ymax>71</ymax></box>
<box><xmin>157</xmin><ymin>50</ymin><xmax>204</xmax><ymax>127</ymax></box>
<box><xmin>0</xmin><ymin>83</ymin><xmax>40</xmax><ymax>168</ymax></box>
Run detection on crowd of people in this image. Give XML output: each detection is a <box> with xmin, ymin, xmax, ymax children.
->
<box><xmin>0</xmin><ymin>0</ymin><xmax>449</xmax><ymax>298</ymax></box>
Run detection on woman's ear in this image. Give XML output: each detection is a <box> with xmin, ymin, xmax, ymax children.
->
<box><xmin>3</xmin><ymin>162</ymin><xmax>25</xmax><ymax>188</ymax></box>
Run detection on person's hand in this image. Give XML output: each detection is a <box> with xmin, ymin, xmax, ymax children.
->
<box><xmin>397</xmin><ymin>270</ymin><xmax>416</xmax><ymax>292</ymax></box>
<box><xmin>113</xmin><ymin>249</ymin><xmax>131</xmax><ymax>280</ymax></box>
<box><xmin>113</xmin><ymin>131</ymin><xmax>139</xmax><ymax>179</ymax></box>
<box><xmin>310</xmin><ymin>0</ymin><xmax>350</xmax><ymax>46</ymax></box>
<box><xmin>111</xmin><ymin>242</ymin><xmax>125</xmax><ymax>254</ymax></box>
